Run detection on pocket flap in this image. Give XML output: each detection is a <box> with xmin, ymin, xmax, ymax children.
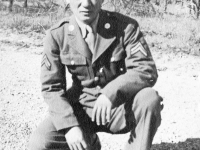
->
<box><xmin>110</xmin><ymin>50</ymin><xmax>126</xmax><ymax>62</ymax></box>
<box><xmin>61</xmin><ymin>53</ymin><xmax>87</xmax><ymax>65</ymax></box>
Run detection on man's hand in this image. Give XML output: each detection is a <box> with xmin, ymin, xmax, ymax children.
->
<box><xmin>92</xmin><ymin>94</ymin><xmax>112</xmax><ymax>125</ymax></box>
<box><xmin>65</xmin><ymin>126</ymin><xmax>88</xmax><ymax>150</ymax></box>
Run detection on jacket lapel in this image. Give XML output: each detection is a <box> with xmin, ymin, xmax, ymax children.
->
<box><xmin>92</xmin><ymin>10</ymin><xmax>117</xmax><ymax>63</ymax></box>
<box><xmin>67</xmin><ymin>16</ymin><xmax>92</xmax><ymax>60</ymax></box>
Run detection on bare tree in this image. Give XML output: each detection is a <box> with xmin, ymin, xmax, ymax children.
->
<box><xmin>8</xmin><ymin>0</ymin><xmax>28</xmax><ymax>12</ymax></box>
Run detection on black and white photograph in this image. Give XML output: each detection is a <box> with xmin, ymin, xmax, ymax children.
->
<box><xmin>0</xmin><ymin>0</ymin><xmax>200</xmax><ymax>150</ymax></box>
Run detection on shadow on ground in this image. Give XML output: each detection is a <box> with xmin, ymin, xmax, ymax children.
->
<box><xmin>151</xmin><ymin>138</ymin><xmax>200</xmax><ymax>150</ymax></box>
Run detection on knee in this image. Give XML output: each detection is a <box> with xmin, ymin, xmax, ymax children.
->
<box><xmin>134</xmin><ymin>87</ymin><xmax>163</xmax><ymax>112</ymax></box>
<box><xmin>28</xmin><ymin>129</ymin><xmax>46</xmax><ymax>150</ymax></box>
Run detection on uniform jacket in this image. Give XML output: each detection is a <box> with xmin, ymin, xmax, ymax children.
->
<box><xmin>41</xmin><ymin>10</ymin><xmax>158</xmax><ymax>131</ymax></box>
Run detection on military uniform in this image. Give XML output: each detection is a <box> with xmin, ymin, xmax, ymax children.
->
<box><xmin>29</xmin><ymin>10</ymin><xmax>163</xmax><ymax>150</ymax></box>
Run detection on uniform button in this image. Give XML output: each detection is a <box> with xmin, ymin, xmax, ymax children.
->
<box><xmin>99</xmin><ymin>68</ymin><xmax>103</xmax><ymax>73</ymax></box>
<box><xmin>94</xmin><ymin>77</ymin><xmax>99</xmax><ymax>81</ymax></box>
<box><xmin>105</xmin><ymin>23</ymin><xmax>111</xmax><ymax>29</ymax></box>
<box><xmin>150</xmin><ymin>79</ymin><xmax>154</xmax><ymax>82</ymax></box>
<box><xmin>120</xmin><ymin>68</ymin><xmax>124</xmax><ymax>72</ymax></box>
<box><xmin>111</xmin><ymin>57</ymin><xmax>115</xmax><ymax>62</ymax></box>
<box><xmin>96</xmin><ymin>86</ymin><xmax>101</xmax><ymax>90</ymax></box>
<box><xmin>71</xmin><ymin>60</ymin><xmax>75</xmax><ymax>65</ymax></box>
<box><xmin>68</xmin><ymin>25</ymin><xmax>75</xmax><ymax>32</ymax></box>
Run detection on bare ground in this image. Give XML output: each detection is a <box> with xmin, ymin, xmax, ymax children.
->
<box><xmin>0</xmin><ymin>26</ymin><xmax>200</xmax><ymax>150</ymax></box>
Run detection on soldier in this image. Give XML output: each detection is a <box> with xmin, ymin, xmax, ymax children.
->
<box><xmin>29</xmin><ymin>0</ymin><xmax>163</xmax><ymax>150</ymax></box>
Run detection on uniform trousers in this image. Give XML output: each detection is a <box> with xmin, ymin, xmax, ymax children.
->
<box><xmin>29</xmin><ymin>87</ymin><xmax>163</xmax><ymax>150</ymax></box>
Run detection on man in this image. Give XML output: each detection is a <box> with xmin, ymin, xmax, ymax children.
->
<box><xmin>29</xmin><ymin>0</ymin><xmax>163</xmax><ymax>150</ymax></box>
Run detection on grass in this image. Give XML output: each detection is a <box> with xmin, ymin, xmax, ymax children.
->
<box><xmin>0</xmin><ymin>2</ymin><xmax>199</xmax><ymax>56</ymax></box>
<box><xmin>136</xmin><ymin>14</ymin><xmax>200</xmax><ymax>55</ymax></box>
<box><xmin>151</xmin><ymin>138</ymin><xmax>200</xmax><ymax>150</ymax></box>
<box><xmin>0</xmin><ymin>1</ymin><xmax>66</xmax><ymax>34</ymax></box>
<box><xmin>0</xmin><ymin>12</ymin><xmax>63</xmax><ymax>34</ymax></box>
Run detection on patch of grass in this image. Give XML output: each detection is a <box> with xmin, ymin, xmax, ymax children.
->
<box><xmin>7</xmin><ymin>15</ymin><xmax>31</xmax><ymax>31</ymax></box>
<box><xmin>0</xmin><ymin>3</ymin><xmax>199</xmax><ymax>56</ymax></box>
<box><xmin>0</xmin><ymin>5</ymin><xmax>66</xmax><ymax>34</ymax></box>
<box><xmin>151</xmin><ymin>138</ymin><xmax>200</xmax><ymax>150</ymax></box>
<box><xmin>134</xmin><ymin>11</ymin><xmax>200</xmax><ymax>55</ymax></box>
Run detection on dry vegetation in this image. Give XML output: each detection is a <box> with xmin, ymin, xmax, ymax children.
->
<box><xmin>0</xmin><ymin>0</ymin><xmax>200</xmax><ymax>150</ymax></box>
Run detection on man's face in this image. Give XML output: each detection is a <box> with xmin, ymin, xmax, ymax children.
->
<box><xmin>67</xmin><ymin>0</ymin><xmax>104</xmax><ymax>24</ymax></box>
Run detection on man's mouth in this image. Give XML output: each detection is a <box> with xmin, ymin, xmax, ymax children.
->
<box><xmin>80</xmin><ymin>10</ymin><xmax>92</xmax><ymax>14</ymax></box>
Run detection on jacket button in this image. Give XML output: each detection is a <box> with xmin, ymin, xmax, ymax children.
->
<box><xmin>96</xmin><ymin>86</ymin><xmax>101</xmax><ymax>90</ymax></box>
<box><xmin>94</xmin><ymin>77</ymin><xmax>99</xmax><ymax>81</ymax></box>
<box><xmin>68</xmin><ymin>25</ymin><xmax>75</xmax><ymax>32</ymax></box>
<box><xmin>120</xmin><ymin>68</ymin><xmax>124</xmax><ymax>72</ymax></box>
<box><xmin>99</xmin><ymin>68</ymin><xmax>103</xmax><ymax>73</ymax></box>
<box><xmin>111</xmin><ymin>57</ymin><xmax>115</xmax><ymax>62</ymax></box>
<box><xmin>150</xmin><ymin>79</ymin><xmax>154</xmax><ymax>82</ymax></box>
<box><xmin>71</xmin><ymin>60</ymin><xmax>75</xmax><ymax>65</ymax></box>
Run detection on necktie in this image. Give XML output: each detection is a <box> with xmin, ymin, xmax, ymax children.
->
<box><xmin>85</xmin><ymin>25</ymin><xmax>96</xmax><ymax>53</ymax></box>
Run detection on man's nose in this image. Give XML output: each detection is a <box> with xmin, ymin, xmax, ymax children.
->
<box><xmin>81</xmin><ymin>0</ymin><xmax>91</xmax><ymax>7</ymax></box>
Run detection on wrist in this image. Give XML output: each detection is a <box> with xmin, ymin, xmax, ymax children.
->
<box><xmin>61</xmin><ymin>126</ymin><xmax>80</xmax><ymax>134</ymax></box>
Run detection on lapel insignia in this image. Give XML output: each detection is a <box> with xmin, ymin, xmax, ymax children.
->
<box><xmin>41</xmin><ymin>54</ymin><xmax>51</xmax><ymax>70</ymax></box>
<box><xmin>99</xmin><ymin>67</ymin><xmax>104</xmax><ymax>73</ymax></box>
<box><xmin>110</xmin><ymin>57</ymin><xmax>115</xmax><ymax>62</ymax></box>
<box><xmin>92</xmin><ymin>10</ymin><xmax>117</xmax><ymax>63</ymax></box>
<box><xmin>68</xmin><ymin>25</ymin><xmax>75</xmax><ymax>32</ymax></box>
<box><xmin>104</xmin><ymin>23</ymin><xmax>111</xmax><ymax>29</ymax></box>
<box><xmin>131</xmin><ymin>42</ymin><xmax>147</xmax><ymax>57</ymax></box>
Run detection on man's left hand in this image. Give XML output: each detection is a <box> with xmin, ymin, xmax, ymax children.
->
<box><xmin>92</xmin><ymin>94</ymin><xmax>112</xmax><ymax>126</ymax></box>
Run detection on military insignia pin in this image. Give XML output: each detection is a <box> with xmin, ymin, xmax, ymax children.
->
<box><xmin>105</xmin><ymin>23</ymin><xmax>111</xmax><ymax>29</ymax></box>
<box><xmin>68</xmin><ymin>25</ymin><xmax>75</xmax><ymax>32</ymax></box>
<box><xmin>41</xmin><ymin>54</ymin><xmax>51</xmax><ymax>70</ymax></box>
<box><xmin>131</xmin><ymin>42</ymin><xmax>147</xmax><ymax>57</ymax></box>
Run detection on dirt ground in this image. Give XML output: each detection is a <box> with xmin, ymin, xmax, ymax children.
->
<box><xmin>0</xmin><ymin>24</ymin><xmax>200</xmax><ymax>150</ymax></box>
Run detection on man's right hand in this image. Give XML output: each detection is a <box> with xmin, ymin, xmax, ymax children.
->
<box><xmin>65</xmin><ymin>126</ymin><xmax>88</xmax><ymax>150</ymax></box>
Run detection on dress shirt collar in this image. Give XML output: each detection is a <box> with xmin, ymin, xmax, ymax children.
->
<box><xmin>75</xmin><ymin>15</ymin><xmax>99</xmax><ymax>38</ymax></box>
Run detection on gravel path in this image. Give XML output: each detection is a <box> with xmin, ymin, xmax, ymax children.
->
<box><xmin>0</xmin><ymin>29</ymin><xmax>200</xmax><ymax>150</ymax></box>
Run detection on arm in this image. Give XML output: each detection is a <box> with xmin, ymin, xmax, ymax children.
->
<box><xmin>100</xmin><ymin>21</ymin><xmax>158</xmax><ymax>107</ymax></box>
<box><xmin>41</xmin><ymin>30</ymin><xmax>79</xmax><ymax>131</ymax></box>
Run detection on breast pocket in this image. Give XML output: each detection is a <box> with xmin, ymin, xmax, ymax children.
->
<box><xmin>102</xmin><ymin>51</ymin><xmax>126</xmax><ymax>83</ymax></box>
<box><xmin>110</xmin><ymin>53</ymin><xmax>126</xmax><ymax>76</ymax></box>
<box><xmin>60</xmin><ymin>53</ymin><xmax>91</xmax><ymax>80</ymax></box>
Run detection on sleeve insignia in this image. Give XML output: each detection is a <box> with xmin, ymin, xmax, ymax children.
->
<box><xmin>41</xmin><ymin>54</ymin><xmax>51</xmax><ymax>70</ymax></box>
<box><xmin>130</xmin><ymin>42</ymin><xmax>147</xmax><ymax>57</ymax></box>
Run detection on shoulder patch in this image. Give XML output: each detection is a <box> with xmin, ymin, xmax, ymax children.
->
<box><xmin>131</xmin><ymin>42</ymin><xmax>147</xmax><ymax>57</ymax></box>
<box><xmin>41</xmin><ymin>54</ymin><xmax>51</xmax><ymax>70</ymax></box>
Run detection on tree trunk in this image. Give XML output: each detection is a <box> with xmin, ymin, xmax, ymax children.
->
<box><xmin>8</xmin><ymin>0</ymin><xmax>14</xmax><ymax>12</ymax></box>
<box><xmin>181</xmin><ymin>0</ymin><xmax>184</xmax><ymax>6</ymax></box>
<box><xmin>195</xmin><ymin>0</ymin><xmax>200</xmax><ymax>18</ymax></box>
<box><xmin>23</xmin><ymin>0</ymin><xmax>28</xmax><ymax>8</ymax></box>
<box><xmin>155</xmin><ymin>0</ymin><xmax>160</xmax><ymax>5</ymax></box>
<box><xmin>164</xmin><ymin>0</ymin><xmax>168</xmax><ymax>12</ymax></box>
<box><xmin>23</xmin><ymin>0</ymin><xmax>28</xmax><ymax>13</ymax></box>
